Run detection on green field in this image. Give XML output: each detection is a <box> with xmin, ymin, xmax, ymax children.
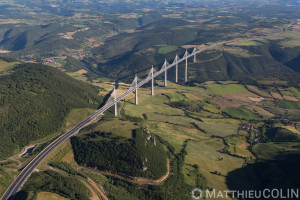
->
<box><xmin>54</xmin><ymin>58</ymin><xmax>67</xmax><ymax>66</ymax></box>
<box><xmin>63</xmin><ymin>108</ymin><xmax>95</xmax><ymax>129</ymax></box>
<box><xmin>280</xmin><ymin>31</ymin><xmax>300</xmax><ymax>48</ymax></box>
<box><xmin>97</xmin><ymin>77</ymin><xmax>113</xmax><ymax>83</ymax></box>
<box><xmin>279</xmin><ymin>88</ymin><xmax>294</xmax><ymax>96</ymax></box>
<box><xmin>204</xmin><ymin>139</ymin><xmax>224</xmax><ymax>148</ymax></box>
<box><xmin>279</xmin><ymin>100</ymin><xmax>300</xmax><ymax>110</ymax></box>
<box><xmin>185</xmin><ymin>141</ymin><xmax>244</xmax><ymax>190</ymax></box>
<box><xmin>236</xmin><ymin>41</ymin><xmax>262</xmax><ymax>46</ymax></box>
<box><xmin>163</xmin><ymin>92</ymin><xmax>186</xmax><ymax>102</ymax></box>
<box><xmin>203</xmin><ymin>84</ymin><xmax>250</xmax><ymax>96</ymax></box>
<box><xmin>225</xmin><ymin>135</ymin><xmax>253</xmax><ymax>158</ymax></box>
<box><xmin>0</xmin><ymin>167</ymin><xmax>14</xmax><ymax>197</ymax></box>
<box><xmin>124</xmin><ymin>92</ymin><xmax>185</xmax><ymax>119</ymax></box>
<box><xmin>78</xmin><ymin>118</ymin><xmax>138</xmax><ymax>139</ymax></box>
<box><xmin>36</xmin><ymin>192</ymin><xmax>69</xmax><ymax>200</ymax></box>
<box><xmin>223</xmin><ymin>106</ymin><xmax>262</xmax><ymax>120</ymax></box>
<box><xmin>157</xmin><ymin>45</ymin><xmax>179</xmax><ymax>54</ymax></box>
<box><xmin>288</xmin><ymin>87</ymin><xmax>300</xmax><ymax>99</ymax></box>
<box><xmin>182</xmin><ymin>164</ymin><xmax>200</xmax><ymax>186</ymax></box>
<box><xmin>0</xmin><ymin>60</ymin><xmax>19</xmax><ymax>75</ymax></box>
<box><xmin>194</xmin><ymin>121</ymin><xmax>238</xmax><ymax>137</ymax></box>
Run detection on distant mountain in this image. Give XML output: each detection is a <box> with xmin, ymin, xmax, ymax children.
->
<box><xmin>0</xmin><ymin>59</ymin><xmax>103</xmax><ymax>160</ymax></box>
<box><xmin>90</xmin><ymin>23</ymin><xmax>299</xmax><ymax>81</ymax></box>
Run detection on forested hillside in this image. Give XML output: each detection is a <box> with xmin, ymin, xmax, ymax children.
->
<box><xmin>0</xmin><ymin>61</ymin><xmax>103</xmax><ymax>160</ymax></box>
<box><xmin>71</xmin><ymin>127</ymin><xmax>167</xmax><ymax>179</ymax></box>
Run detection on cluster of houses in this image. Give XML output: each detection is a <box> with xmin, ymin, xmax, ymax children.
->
<box><xmin>239</xmin><ymin>123</ymin><xmax>258</xmax><ymax>132</ymax></box>
<box><xmin>239</xmin><ymin>123</ymin><xmax>260</xmax><ymax>143</ymax></box>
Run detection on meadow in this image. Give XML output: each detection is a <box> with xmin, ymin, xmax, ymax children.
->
<box><xmin>185</xmin><ymin>141</ymin><xmax>244</xmax><ymax>191</ymax></box>
<box><xmin>36</xmin><ymin>192</ymin><xmax>68</xmax><ymax>200</ymax></box>
<box><xmin>223</xmin><ymin>106</ymin><xmax>263</xmax><ymax>121</ymax></box>
<box><xmin>236</xmin><ymin>41</ymin><xmax>262</xmax><ymax>46</ymax></box>
<box><xmin>202</xmin><ymin>83</ymin><xmax>250</xmax><ymax>96</ymax></box>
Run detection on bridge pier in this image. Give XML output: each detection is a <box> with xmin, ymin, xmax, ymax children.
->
<box><xmin>175</xmin><ymin>54</ymin><xmax>178</xmax><ymax>83</ymax></box>
<box><xmin>185</xmin><ymin>50</ymin><xmax>188</xmax><ymax>82</ymax></box>
<box><xmin>151</xmin><ymin>66</ymin><xmax>154</xmax><ymax>96</ymax></box>
<box><xmin>113</xmin><ymin>87</ymin><xmax>117</xmax><ymax>116</ymax></box>
<box><xmin>193</xmin><ymin>47</ymin><xmax>197</xmax><ymax>62</ymax></box>
<box><xmin>135</xmin><ymin>75</ymin><xmax>138</xmax><ymax>105</ymax></box>
<box><xmin>164</xmin><ymin>59</ymin><xmax>167</xmax><ymax>87</ymax></box>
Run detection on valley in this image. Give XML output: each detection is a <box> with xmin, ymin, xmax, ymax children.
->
<box><xmin>0</xmin><ymin>0</ymin><xmax>300</xmax><ymax>200</ymax></box>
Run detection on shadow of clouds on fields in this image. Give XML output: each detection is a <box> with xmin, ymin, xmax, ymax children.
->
<box><xmin>226</xmin><ymin>153</ymin><xmax>300</xmax><ymax>199</ymax></box>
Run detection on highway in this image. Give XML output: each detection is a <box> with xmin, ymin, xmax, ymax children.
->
<box><xmin>1</xmin><ymin>45</ymin><xmax>212</xmax><ymax>200</ymax></box>
<box><xmin>1</xmin><ymin>101</ymin><xmax>114</xmax><ymax>200</ymax></box>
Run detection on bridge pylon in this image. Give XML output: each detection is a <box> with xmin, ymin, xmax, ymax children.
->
<box><xmin>175</xmin><ymin>54</ymin><xmax>178</xmax><ymax>83</ymax></box>
<box><xmin>151</xmin><ymin>66</ymin><xmax>154</xmax><ymax>96</ymax></box>
<box><xmin>185</xmin><ymin>50</ymin><xmax>188</xmax><ymax>82</ymax></box>
<box><xmin>193</xmin><ymin>47</ymin><xmax>197</xmax><ymax>62</ymax></box>
<box><xmin>113</xmin><ymin>86</ymin><xmax>117</xmax><ymax>116</ymax></box>
<box><xmin>164</xmin><ymin>59</ymin><xmax>167</xmax><ymax>87</ymax></box>
<box><xmin>135</xmin><ymin>75</ymin><xmax>138</xmax><ymax>105</ymax></box>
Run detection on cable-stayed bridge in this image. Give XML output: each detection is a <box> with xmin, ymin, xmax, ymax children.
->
<box><xmin>100</xmin><ymin>45</ymin><xmax>216</xmax><ymax>116</ymax></box>
<box><xmin>2</xmin><ymin>44</ymin><xmax>216</xmax><ymax>200</ymax></box>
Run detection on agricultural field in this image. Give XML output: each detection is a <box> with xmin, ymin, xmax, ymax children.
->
<box><xmin>236</xmin><ymin>41</ymin><xmax>263</xmax><ymax>46</ymax></box>
<box><xmin>225</xmin><ymin>135</ymin><xmax>254</xmax><ymax>158</ymax></box>
<box><xmin>157</xmin><ymin>45</ymin><xmax>179</xmax><ymax>55</ymax></box>
<box><xmin>185</xmin><ymin>141</ymin><xmax>244</xmax><ymax>191</ymax></box>
<box><xmin>202</xmin><ymin>83</ymin><xmax>250</xmax><ymax>96</ymax></box>
<box><xmin>279</xmin><ymin>100</ymin><xmax>300</xmax><ymax>110</ymax></box>
<box><xmin>223</xmin><ymin>106</ymin><xmax>263</xmax><ymax>121</ymax></box>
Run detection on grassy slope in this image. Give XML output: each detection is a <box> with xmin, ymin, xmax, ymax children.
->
<box><xmin>223</xmin><ymin>106</ymin><xmax>263</xmax><ymax>120</ymax></box>
<box><xmin>203</xmin><ymin>83</ymin><xmax>250</xmax><ymax>96</ymax></box>
<box><xmin>36</xmin><ymin>192</ymin><xmax>69</xmax><ymax>200</ymax></box>
<box><xmin>185</xmin><ymin>141</ymin><xmax>244</xmax><ymax>191</ymax></box>
<box><xmin>279</xmin><ymin>100</ymin><xmax>300</xmax><ymax>110</ymax></box>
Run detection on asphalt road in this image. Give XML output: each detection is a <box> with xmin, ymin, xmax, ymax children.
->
<box><xmin>1</xmin><ymin>101</ymin><xmax>114</xmax><ymax>200</ymax></box>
